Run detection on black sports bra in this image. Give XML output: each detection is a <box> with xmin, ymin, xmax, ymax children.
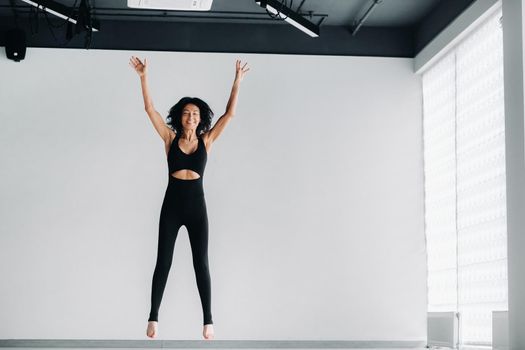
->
<box><xmin>167</xmin><ymin>133</ymin><xmax>207</xmax><ymax>177</ymax></box>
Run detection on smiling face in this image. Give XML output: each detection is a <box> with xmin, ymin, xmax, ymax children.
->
<box><xmin>181</xmin><ymin>103</ymin><xmax>201</xmax><ymax>130</ymax></box>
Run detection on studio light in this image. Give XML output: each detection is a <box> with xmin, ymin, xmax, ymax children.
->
<box><xmin>19</xmin><ymin>0</ymin><xmax>99</xmax><ymax>31</ymax></box>
<box><xmin>255</xmin><ymin>0</ymin><xmax>319</xmax><ymax>38</ymax></box>
<box><xmin>127</xmin><ymin>0</ymin><xmax>214</xmax><ymax>11</ymax></box>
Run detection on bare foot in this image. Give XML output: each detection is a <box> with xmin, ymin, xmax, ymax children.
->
<box><xmin>147</xmin><ymin>321</ymin><xmax>158</xmax><ymax>338</ymax></box>
<box><xmin>203</xmin><ymin>324</ymin><xmax>214</xmax><ymax>340</ymax></box>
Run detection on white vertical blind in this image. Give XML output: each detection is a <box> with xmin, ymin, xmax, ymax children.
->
<box><xmin>422</xmin><ymin>51</ymin><xmax>458</xmax><ymax>315</ymax></box>
<box><xmin>422</xmin><ymin>4</ymin><xmax>507</xmax><ymax>348</ymax></box>
<box><xmin>456</xmin><ymin>7</ymin><xmax>507</xmax><ymax>346</ymax></box>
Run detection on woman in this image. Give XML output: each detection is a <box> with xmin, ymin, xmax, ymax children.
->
<box><xmin>129</xmin><ymin>56</ymin><xmax>250</xmax><ymax>340</ymax></box>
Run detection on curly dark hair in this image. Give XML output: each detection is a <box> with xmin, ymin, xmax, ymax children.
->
<box><xmin>166</xmin><ymin>97</ymin><xmax>214</xmax><ymax>136</ymax></box>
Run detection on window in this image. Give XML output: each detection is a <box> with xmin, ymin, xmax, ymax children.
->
<box><xmin>422</xmin><ymin>5</ymin><xmax>507</xmax><ymax>348</ymax></box>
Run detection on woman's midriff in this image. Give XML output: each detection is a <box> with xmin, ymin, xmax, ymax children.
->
<box><xmin>170</xmin><ymin>169</ymin><xmax>201</xmax><ymax>180</ymax></box>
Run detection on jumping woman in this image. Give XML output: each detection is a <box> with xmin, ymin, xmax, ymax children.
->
<box><xmin>129</xmin><ymin>56</ymin><xmax>250</xmax><ymax>340</ymax></box>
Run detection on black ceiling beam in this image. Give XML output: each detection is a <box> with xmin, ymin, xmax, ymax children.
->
<box><xmin>0</xmin><ymin>18</ymin><xmax>414</xmax><ymax>57</ymax></box>
<box><xmin>351</xmin><ymin>0</ymin><xmax>383</xmax><ymax>36</ymax></box>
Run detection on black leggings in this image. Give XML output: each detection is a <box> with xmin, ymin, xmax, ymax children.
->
<box><xmin>148</xmin><ymin>175</ymin><xmax>213</xmax><ymax>325</ymax></box>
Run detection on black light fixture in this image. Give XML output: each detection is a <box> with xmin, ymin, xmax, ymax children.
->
<box><xmin>19</xmin><ymin>0</ymin><xmax>99</xmax><ymax>32</ymax></box>
<box><xmin>255</xmin><ymin>0</ymin><xmax>319</xmax><ymax>37</ymax></box>
<box><xmin>5</xmin><ymin>28</ymin><xmax>26</xmax><ymax>62</ymax></box>
<box><xmin>5</xmin><ymin>0</ymin><xmax>26</xmax><ymax>62</ymax></box>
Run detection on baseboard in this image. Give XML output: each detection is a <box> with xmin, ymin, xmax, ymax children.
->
<box><xmin>0</xmin><ymin>339</ymin><xmax>427</xmax><ymax>348</ymax></box>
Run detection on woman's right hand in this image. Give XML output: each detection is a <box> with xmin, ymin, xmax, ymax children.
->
<box><xmin>129</xmin><ymin>56</ymin><xmax>147</xmax><ymax>77</ymax></box>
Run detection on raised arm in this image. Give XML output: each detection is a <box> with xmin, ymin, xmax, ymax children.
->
<box><xmin>206</xmin><ymin>60</ymin><xmax>250</xmax><ymax>144</ymax></box>
<box><xmin>129</xmin><ymin>56</ymin><xmax>174</xmax><ymax>143</ymax></box>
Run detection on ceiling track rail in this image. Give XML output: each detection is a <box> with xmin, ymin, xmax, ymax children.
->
<box><xmin>0</xmin><ymin>5</ymin><xmax>328</xmax><ymax>23</ymax></box>
<box><xmin>352</xmin><ymin>0</ymin><xmax>382</xmax><ymax>36</ymax></box>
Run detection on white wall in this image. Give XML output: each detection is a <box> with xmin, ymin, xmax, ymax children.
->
<box><xmin>0</xmin><ymin>48</ymin><xmax>426</xmax><ymax>341</ymax></box>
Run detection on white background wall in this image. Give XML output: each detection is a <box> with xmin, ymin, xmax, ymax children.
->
<box><xmin>0</xmin><ymin>48</ymin><xmax>426</xmax><ymax>341</ymax></box>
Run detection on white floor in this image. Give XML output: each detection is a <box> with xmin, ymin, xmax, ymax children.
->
<box><xmin>0</xmin><ymin>348</ymin><xmax>430</xmax><ymax>350</ymax></box>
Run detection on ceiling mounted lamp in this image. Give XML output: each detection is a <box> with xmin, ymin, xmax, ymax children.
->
<box><xmin>255</xmin><ymin>0</ymin><xmax>319</xmax><ymax>38</ymax></box>
<box><xmin>127</xmin><ymin>0</ymin><xmax>214</xmax><ymax>11</ymax></box>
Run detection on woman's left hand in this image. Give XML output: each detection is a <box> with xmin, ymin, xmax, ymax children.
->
<box><xmin>235</xmin><ymin>60</ymin><xmax>250</xmax><ymax>83</ymax></box>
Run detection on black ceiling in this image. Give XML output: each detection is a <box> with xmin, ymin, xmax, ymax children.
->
<box><xmin>0</xmin><ymin>0</ymin><xmax>477</xmax><ymax>57</ymax></box>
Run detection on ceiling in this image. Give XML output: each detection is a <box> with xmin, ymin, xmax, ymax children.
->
<box><xmin>2</xmin><ymin>0</ymin><xmax>440</xmax><ymax>26</ymax></box>
<box><xmin>0</xmin><ymin>0</ymin><xmax>477</xmax><ymax>57</ymax></box>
